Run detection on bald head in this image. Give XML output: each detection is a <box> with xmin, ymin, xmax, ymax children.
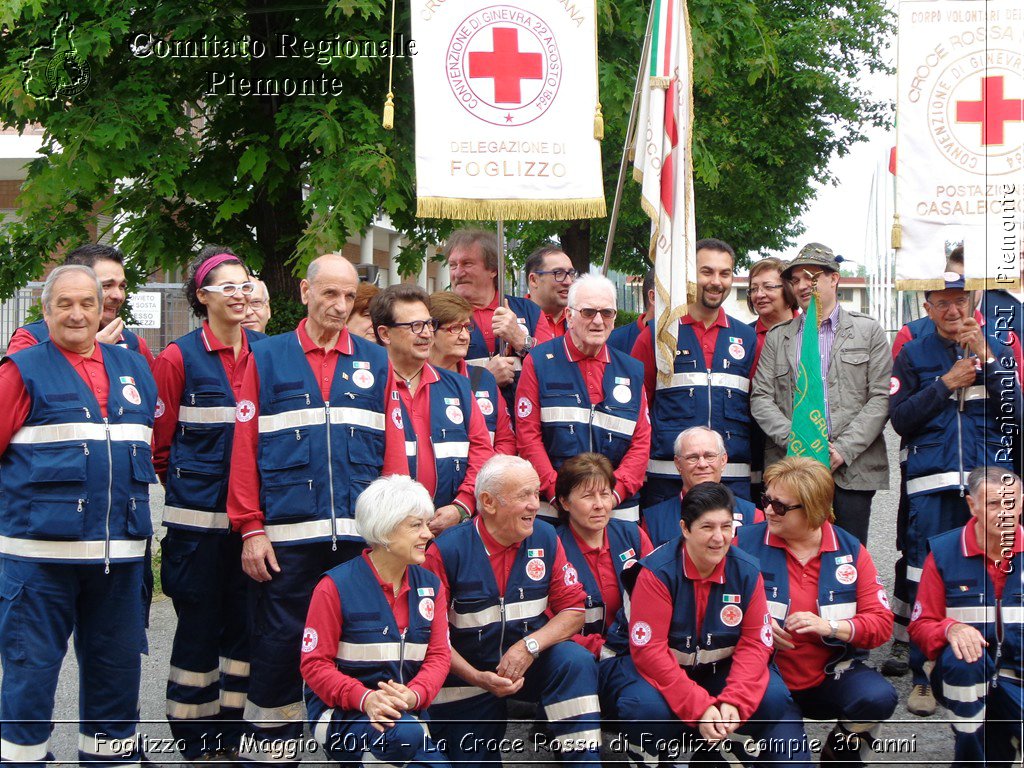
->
<box><xmin>301</xmin><ymin>254</ymin><xmax>359</xmax><ymax>344</ymax></box>
<box><xmin>306</xmin><ymin>252</ymin><xmax>357</xmax><ymax>286</ymax></box>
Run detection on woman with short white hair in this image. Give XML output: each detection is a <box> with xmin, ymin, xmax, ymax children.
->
<box><xmin>300</xmin><ymin>476</ymin><xmax>452</xmax><ymax>767</ymax></box>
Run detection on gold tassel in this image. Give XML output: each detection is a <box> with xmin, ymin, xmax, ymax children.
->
<box><xmin>593</xmin><ymin>103</ymin><xmax>604</xmax><ymax>140</ymax></box>
<box><xmin>891</xmin><ymin>213</ymin><xmax>902</xmax><ymax>249</ymax></box>
<box><xmin>382</xmin><ymin>0</ymin><xmax>397</xmax><ymax>131</ymax></box>
<box><xmin>382</xmin><ymin>92</ymin><xmax>394</xmax><ymax>130</ymax></box>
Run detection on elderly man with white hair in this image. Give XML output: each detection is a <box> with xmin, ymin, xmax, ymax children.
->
<box><xmin>0</xmin><ymin>265</ymin><xmax>158</xmax><ymax>765</ymax></box>
<box><xmin>300</xmin><ymin>475</ymin><xmax>451</xmax><ymax>767</ymax></box>
<box><xmin>515</xmin><ymin>273</ymin><xmax>650</xmax><ymax>523</ymax></box>
<box><xmin>424</xmin><ymin>455</ymin><xmax>601</xmax><ymax>767</ymax></box>
<box><xmin>640</xmin><ymin>427</ymin><xmax>765</xmax><ymax>547</ymax></box>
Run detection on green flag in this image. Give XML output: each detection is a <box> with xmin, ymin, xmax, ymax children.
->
<box><xmin>787</xmin><ymin>288</ymin><xmax>830</xmax><ymax>466</ymax></box>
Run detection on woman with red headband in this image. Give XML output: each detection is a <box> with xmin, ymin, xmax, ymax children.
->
<box><xmin>151</xmin><ymin>245</ymin><xmax>267</xmax><ymax>763</ymax></box>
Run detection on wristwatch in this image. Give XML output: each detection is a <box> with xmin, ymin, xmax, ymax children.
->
<box><xmin>517</xmin><ymin>335</ymin><xmax>536</xmax><ymax>358</ymax></box>
<box><xmin>827</xmin><ymin>620</ymin><xmax>840</xmax><ymax>640</ymax></box>
<box><xmin>523</xmin><ymin>636</ymin><xmax>541</xmax><ymax>658</ymax></box>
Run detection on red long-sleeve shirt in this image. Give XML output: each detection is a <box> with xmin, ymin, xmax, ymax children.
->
<box><xmin>567</xmin><ymin>525</ymin><xmax>654</xmax><ymax>657</ymax></box>
<box><xmin>515</xmin><ymin>335</ymin><xmax>651</xmax><ymax>502</ymax></box>
<box><xmin>455</xmin><ymin>360</ymin><xmax>516</xmax><ymax>455</ymax></box>
<box><xmin>631</xmin><ymin>309</ymin><xmax>729</xmax><ymax>405</ymax></box>
<box><xmin>629</xmin><ymin>547</ymin><xmax>771</xmax><ymax>726</ymax></box>
<box><xmin>300</xmin><ymin>551</ymin><xmax>451</xmax><ymax>712</ymax></box>
<box><xmin>8</xmin><ymin>325</ymin><xmax>156</xmax><ymax>367</ymax></box>
<box><xmin>757</xmin><ymin>522</ymin><xmax>894</xmax><ymax>691</ymax></box>
<box><xmin>151</xmin><ymin>323</ymin><xmax>252</xmax><ymax>482</ymax></box>
<box><xmin>0</xmin><ymin>342</ymin><xmax>111</xmax><ymax>453</ymax></box>
<box><xmin>909</xmin><ymin>519</ymin><xmax>1024</xmax><ymax>660</ymax></box>
<box><xmin>471</xmin><ymin>293</ymin><xmax>555</xmax><ymax>356</ymax></box>
<box><xmin>381</xmin><ymin>362</ymin><xmax>494</xmax><ymax>515</ymax></box>
<box><xmin>423</xmin><ymin>518</ymin><xmax>585</xmax><ymax>613</ymax></box>
<box><xmin>227</xmin><ymin>320</ymin><xmax>364</xmax><ymax>537</ymax></box>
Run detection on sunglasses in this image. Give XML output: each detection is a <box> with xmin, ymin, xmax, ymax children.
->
<box><xmin>573</xmin><ymin>307</ymin><xmax>617</xmax><ymax>321</ymax></box>
<box><xmin>760</xmin><ymin>494</ymin><xmax>803</xmax><ymax>516</ymax></box>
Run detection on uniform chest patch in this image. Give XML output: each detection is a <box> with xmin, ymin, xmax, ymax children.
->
<box><xmin>526</xmin><ymin>558</ymin><xmax>546</xmax><ymax>581</ymax></box>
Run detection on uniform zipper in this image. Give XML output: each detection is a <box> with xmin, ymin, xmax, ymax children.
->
<box><xmin>497</xmin><ymin>596</ymin><xmax>506</xmax><ymax>663</ymax></box>
<box><xmin>103</xmin><ymin>417</ymin><xmax>113</xmax><ymax>573</ymax></box>
<box><xmin>398</xmin><ymin>628</ymin><xmax>408</xmax><ymax>684</ymax></box>
<box><xmin>324</xmin><ymin>401</ymin><xmax>337</xmax><ymax>550</ymax></box>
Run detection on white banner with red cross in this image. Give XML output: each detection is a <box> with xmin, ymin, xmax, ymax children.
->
<box><xmin>894</xmin><ymin>0</ymin><xmax>1023</xmax><ymax>290</ymax></box>
<box><xmin>412</xmin><ymin>0</ymin><xmax>606</xmax><ymax>221</ymax></box>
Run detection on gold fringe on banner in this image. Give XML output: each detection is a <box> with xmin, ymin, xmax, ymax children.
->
<box><xmin>416</xmin><ymin>197</ymin><xmax>607</xmax><ymax>221</ymax></box>
<box><xmin>895</xmin><ymin>279</ymin><xmax>952</xmax><ymax>290</ymax></box>
<box><xmin>964</xmin><ymin>277</ymin><xmax>1022</xmax><ymax>291</ymax></box>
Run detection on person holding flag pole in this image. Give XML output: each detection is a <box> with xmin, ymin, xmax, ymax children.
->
<box><xmin>751</xmin><ymin>244</ymin><xmax>891</xmax><ymax>546</ymax></box>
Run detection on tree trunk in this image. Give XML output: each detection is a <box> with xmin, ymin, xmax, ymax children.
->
<box><xmin>560</xmin><ymin>220</ymin><xmax>592</xmax><ymax>274</ymax></box>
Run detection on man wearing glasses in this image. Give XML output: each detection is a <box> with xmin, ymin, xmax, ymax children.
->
<box><xmin>640</xmin><ymin>427</ymin><xmax>764</xmax><ymax>547</ymax></box>
<box><xmin>524</xmin><ymin>245</ymin><xmax>577</xmax><ymax>337</ymax></box>
<box><xmin>889</xmin><ymin>273</ymin><xmax>1018</xmax><ymax>716</ymax></box>
<box><xmin>371</xmin><ymin>284</ymin><xmax>494</xmax><ymax>534</ymax></box>
<box><xmin>227</xmin><ymin>253</ymin><xmax>391</xmax><ymax>767</ymax></box>
<box><xmin>751</xmin><ymin>243</ymin><xmax>891</xmax><ymax>547</ymax></box>
<box><xmin>516</xmin><ymin>274</ymin><xmax>650</xmax><ymax>522</ymax></box>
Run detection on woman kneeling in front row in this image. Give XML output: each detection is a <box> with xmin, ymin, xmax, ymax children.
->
<box><xmin>300</xmin><ymin>475</ymin><xmax>451</xmax><ymax>767</ymax></box>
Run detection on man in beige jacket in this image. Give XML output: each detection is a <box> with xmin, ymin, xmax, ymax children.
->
<box><xmin>751</xmin><ymin>243</ymin><xmax>891</xmax><ymax>544</ymax></box>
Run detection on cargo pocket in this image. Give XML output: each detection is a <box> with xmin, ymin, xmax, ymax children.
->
<box><xmin>0</xmin><ymin>573</ymin><xmax>27</xmax><ymax>663</ymax></box>
<box><xmin>160</xmin><ymin>534</ymin><xmax>202</xmax><ymax>603</ymax></box>
<box><xmin>27</xmin><ymin>497</ymin><xmax>87</xmax><ymax>539</ymax></box>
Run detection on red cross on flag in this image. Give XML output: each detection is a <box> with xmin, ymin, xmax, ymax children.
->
<box><xmin>412</xmin><ymin>1</ymin><xmax>606</xmax><ymax>221</ymax></box>
<box><xmin>894</xmin><ymin>0</ymin><xmax>1023</xmax><ymax>291</ymax></box>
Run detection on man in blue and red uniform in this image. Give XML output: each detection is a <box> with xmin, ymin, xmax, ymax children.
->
<box><xmin>227</xmin><ymin>254</ymin><xmax>390</xmax><ymax>768</ymax></box>
<box><xmin>0</xmin><ymin>265</ymin><xmax>157</xmax><ymax>765</ymax></box>
<box><xmin>641</xmin><ymin>426</ymin><xmax>764</xmax><ymax>547</ymax></box>
<box><xmin>632</xmin><ymin>239</ymin><xmax>757</xmax><ymax>503</ymax></box>
<box><xmin>7</xmin><ymin>243</ymin><xmax>155</xmax><ymax>366</ymax></box>
<box><xmin>608</xmin><ymin>270</ymin><xmax>653</xmax><ymax>355</ymax></box>
<box><xmin>424</xmin><ymin>455</ymin><xmax>601</xmax><ymax>767</ymax></box>
<box><xmin>372</xmin><ymin>283</ymin><xmax>494</xmax><ymax>533</ymax></box>
<box><xmin>909</xmin><ymin>467</ymin><xmax>1023</xmax><ymax>766</ymax></box>
<box><xmin>517</xmin><ymin>274</ymin><xmax>650</xmax><ymax>524</ymax></box>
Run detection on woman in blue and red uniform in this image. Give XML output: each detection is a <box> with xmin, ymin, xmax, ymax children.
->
<box><xmin>736</xmin><ymin>456</ymin><xmax>896</xmax><ymax>767</ymax></box>
<box><xmin>152</xmin><ymin>246</ymin><xmax>265</xmax><ymax>762</ymax></box>
<box><xmin>553</xmin><ymin>453</ymin><xmax>653</xmax><ymax>661</ymax></box>
<box><xmin>604</xmin><ymin>482</ymin><xmax>812</xmax><ymax>767</ymax></box>
<box><xmin>300</xmin><ymin>475</ymin><xmax>451</xmax><ymax>768</ymax></box>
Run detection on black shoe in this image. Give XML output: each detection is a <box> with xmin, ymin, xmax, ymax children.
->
<box><xmin>881</xmin><ymin>640</ymin><xmax>910</xmax><ymax>677</ymax></box>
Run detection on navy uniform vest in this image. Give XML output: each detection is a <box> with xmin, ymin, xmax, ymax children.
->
<box><xmin>929</xmin><ymin>526</ymin><xmax>1023</xmax><ymax>683</ymax></box>
<box><xmin>638</xmin><ymin>536</ymin><xmax>765</xmax><ymax>669</ymax></box>
<box><xmin>252</xmin><ymin>329</ymin><xmax>388</xmax><ymax>546</ymax></box>
<box><xmin>465</xmin><ymin>295</ymin><xmax>544</xmax><ymax>366</ymax></box>
<box><xmin>641</xmin><ymin>494</ymin><xmax>759</xmax><ymax>549</ymax></box>
<box><xmin>607</xmin><ymin>320</ymin><xmax>643</xmax><ymax>356</ymax></box>
<box><xmin>433</xmin><ymin>519</ymin><xmax>560</xmax><ymax>676</ymax></box>
<box><xmin>894</xmin><ymin>333</ymin><xmax>1016</xmax><ymax>496</ymax></box>
<box><xmin>468</xmin><ymin>364</ymin><xmax>502</xmax><ymax>446</ymax></box>
<box><xmin>555</xmin><ymin>519</ymin><xmax>644</xmax><ymax>639</ymax></box>
<box><xmin>398</xmin><ymin>366</ymin><xmax>473</xmax><ymax>509</ymax></box>
<box><xmin>163</xmin><ymin>327</ymin><xmax>264</xmax><ymax>532</ymax></box>
<box><xmin>305</xmin><ymin>556</ymin><xmax>441</xmax><ymax>723</ymax></box>
<box><xmin>736</xmin><ymin>521</ymin><xmax>868</xmax><ymax>676</ymax></box>
<box><xmin>647</xmin><ymin>317</ymin><xmax>757</xmax><ymax>498</ymax></box>
<box><xmin>0</xmin><ymin>341</ymin><xmax>157</xmax><ymax>564</ymax></box>
<box><xmin>22</xmin><ymin>317</ymin><xmax>144</xmax><ymax>355</ymax></box>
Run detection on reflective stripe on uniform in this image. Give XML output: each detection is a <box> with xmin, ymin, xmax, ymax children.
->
<box><xmin>168</xmin><ymin>665</ymin><xmax>219</xmax><ymax>688</ymax></box>
<box><xmin>550</xmin><ymin>729</ymin><xmax>602</xmax><ymax>751</ymax></box>
<box><xmin>10</xmin><ymin>422</ymin><xmax>152</xmax><ymax>445</ymax></box>
<box><xmin>431</xmin><ymin>685</ymin><xmax>489</xmax><ymax>705</ymax></box>
<box><xmin>767</xmin><ymin>601</ymin><xmax>788</xmax><ymax>621</ymax></box>
<box><xmin>242</xmin><ymin>700</ymin><xmax>304</xmax><ymax>727</ymax></box>
<box><xmin>907</xmin><ymin>471</ymin><xmax>966</xmax><ymax>495</ymax></box>
<box><xmin>258</xmin><ymin>407</ymin><xmax>384</xmax><ymax>435</ymax></box>
<box><xmin>647</xmin><ymin>459</ymin><xmax>677</xmax><ymax>477</ymax></box>
<box><xmin>906</xmin><ymin>565</ymin><xmax>923</xmax><ymax>583</ymax></box>
<box><xmin>613</xmin><ymin>505</ymin><xmax>640</xmax><ymax>523</ymax></box>
<box><xmin>584</xmin><ymin>606</ymin><xmax>605</xmax><ymax>625</ymax></box>
<box><xmin>670</xmin><ymin>645</ymin><xmax>735</xmax><ymax>666</ymax></box>
<box><xmin>162</xmin><ymin>506</ymin><xmax>230</xmax><ymax>530</ymax></box>
<box><xmin>544</xmin><ymin>694</ymin><xmax>601</xmax><ymax>722</ymax></box>
<box><xmin>946</xmin><ymin>606</ymin><xmax>997</xmax><ymax>624</ymax></box>
<box><xmin>264</xmin><ymin>517</ymin><xmax>360</xmax><ymax>544</ymax></box>
<box><xmin>590</xmin><ymin>410</ymin><xmax>638</xmax><ymax>437</ymax></box>
<box><xmin>449</xmin><ymin>596</ymin><xmax>548</xmax><ymax>629</ymax></box>
<box><xmin>0</xmin><ymin>536</ymin><xmax>147</xmax><ymax>561</ymax></box>
<box><xmin>313</xmin><ymin>708</ymin><xmax>334</xmax><ymax>745</ymax></box>
<box><xmin>178</xmin><ymin>405</ymin><xmax>237</xmax><ymax>424</ymax></box>
<box><xmin>1000</xmin><ymin>606</ymin><xmax>1024</xmax><ymax>624</ymax></box>
<box><xmin>1</xmin><ymin>737</ymin><xmax>49</xmax><ymax>762</ymax></box>
<box><xmin>220</xmin><ymin>690</ymin><xmax>248</xmax><ymax>709</ymax></box>
<box><xmin>433</xmin><ymin>442</ymin><xmax>470</xmax><ymax>459</ymax></box>
<box><xmin>721</xmin><ymin>462</ymin><xmax>751</xmax><ymax>479</ymax></box>
<box><xmin>79</xmin><ymin>733</ymin><xmax>137</xmax><ymax>757</ymax></box>
<box><xmin>820</xmin><ymin>602</ymin><xmax>858</xmax><ymax>621</ymax></box>
<box><xmin>336</xmin><ymin>641</ymin><xmax>428</xmax><ymax>663</ymax></box>
<box><xmin>220</xmin><ymin>656</ymin><xmax>251</xmax><ymax>677</ymax></box>
<box><xmin>540</xmin><ymin>406</ymin><xmax>591</xmax><ymax>425</ymax></box>
<box><xmin>167</xmin><ymin>700</ymin><xmax>221</xmax><ymax>720</ymax></box>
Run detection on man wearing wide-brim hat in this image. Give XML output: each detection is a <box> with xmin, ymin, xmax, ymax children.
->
<box><xmin>751</xmin><ymin>242</ymin><xmax>892</xmax><ymax>546</ymax></box>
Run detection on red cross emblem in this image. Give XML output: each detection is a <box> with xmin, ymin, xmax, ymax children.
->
<box><xmin>630</xmin><ymin>620</ymin><xmax>652</xmax><ymax>647</ymax></box>
<box><xmin>956</xmin><ymin>75</ymin><xmax>1023</xmax><ymax>146</ymax></box>
<box><xmin>468</xmin><ymin>27</ymin><xmax>543</xmax><ymax>104</ymax></box>
<box><xmin>235</xmin><ymin>399</ymin><xmax>256</xmax><ymax>423</ymax></box>
<box><xmin>301</xmin><ymin>627</ymin><xmax>318</xmax><ymax>653</ymax></box>
<box><xmin>516</xmin><ymin>397</ymin><xmax>533</xmax><ymax>419</ymax></box>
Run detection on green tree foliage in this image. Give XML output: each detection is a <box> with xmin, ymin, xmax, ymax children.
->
<box><xmin>0</xmin><ymin>0</ymin><xmax>891</xmax><ymax>298</ymax></box>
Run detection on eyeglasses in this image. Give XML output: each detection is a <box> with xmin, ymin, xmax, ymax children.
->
<box><xmin>760</xmin><ymin>494</ymin><xmax>804</xmax><ymax>516</ymax></box>
<box><xmin>929</xmin><ymin>296</ymin><xmax>970</xmax><ymax>312</ymax></box>
<box><xmin>388</xmin><ymin>319</ymin><xmax>439</xmax><ymax>335</ymax></box>
<box><xmin>573</xmin><ymin>307</ymin><xmax>617</xmax><ymax>321</ymax></box>
<box><xmin>534</xmin><ymin>268</ymin><xmax>579</xmax><ymax>283</ymax></box>
<box><xmin>679</xmin><ymin>451</ymin><xmax>722</xmax><ymax>465</ymax></box>
<box><xmin>248</xmin><ymin>300</ymin><xmax>267</xmax><ymax>310</ymax></box>
<box><xmin>749</xmin><ymin>283</ymin><xmax>783</xmax><ymax>295</ymax></box>
<box><xmin>437</xmin><ymin>321</ymin><xmax>475</xmax><ymax>335</ymax></box>
<box><xmin>200</xmin><ymin>282</ymin><xmax>255</xmax><ymax>297</ymax></box>
<box><xmin>787</xmin><ymin>270</ymin><xmax>827</xmax><ymax>285</ymax></box>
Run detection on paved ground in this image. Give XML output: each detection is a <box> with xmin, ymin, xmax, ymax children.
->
<box><xmin>3</xmin><ymin>427</ymin><xmax>961</xmax><ymax>766</ymax></box>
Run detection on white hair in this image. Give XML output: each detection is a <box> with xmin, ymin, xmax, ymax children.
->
<box><xmin>673</xmin><ymin>426</ymin><xmax>726</xmax><ymax>457</ymax></box>
<box><xmin>967</xmin><ymin>466</ymin><xmax>1021</xmax><ymax>498</ymax></box>
<box><xmin>355</xmin><ymin>475</ymin><xmax>434</xmax><ymax>547</ymax></box>
<box><xmin>475</xmin><ymin>454</ymin><xmax>535</xmax><ymax>507</ymax></box>
<box><xmin>41</xmin><ymin>265</ymin><xmax>102</xmax><ymax>313</ymax></box>
<box><xmin>567</xmin><ymin>273</ymin><xmax>616</xmax><ymax>309</ymax></box>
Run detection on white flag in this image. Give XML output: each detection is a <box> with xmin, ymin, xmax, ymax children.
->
<box><xmin>633</xmin><ymin>0</ymin><xmax>696</xmax><ymax>380</ymax></box>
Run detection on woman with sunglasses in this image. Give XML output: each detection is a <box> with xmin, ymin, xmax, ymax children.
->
<box><xmin>428</xmin><ymin>291</ymin><xmax>516</xmax><ymax>454</ymax></box>
<box><xmin>553</xmin><ymin>453</ymin><xmax>653</xmax><ymax>661</ymax></box>
<box><xmin>152</xmin><ymin>245</ymin><xmax>267</xmax><ymax>763</ymax></box>
<box><xmin>735</xmin><ymin>456</ymin><xmax>896</xmax><ymax>767</ymax></box>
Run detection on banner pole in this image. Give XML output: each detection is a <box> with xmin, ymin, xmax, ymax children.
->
<box><xmin>496</xmin><ymin>216</ymin><xmax>508</xmax><ymax>357</ymax></box>
<box><xmin>601</xmin><ymin>2</ymin><xmax>656</xmax><ymax>276</ymax></box>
